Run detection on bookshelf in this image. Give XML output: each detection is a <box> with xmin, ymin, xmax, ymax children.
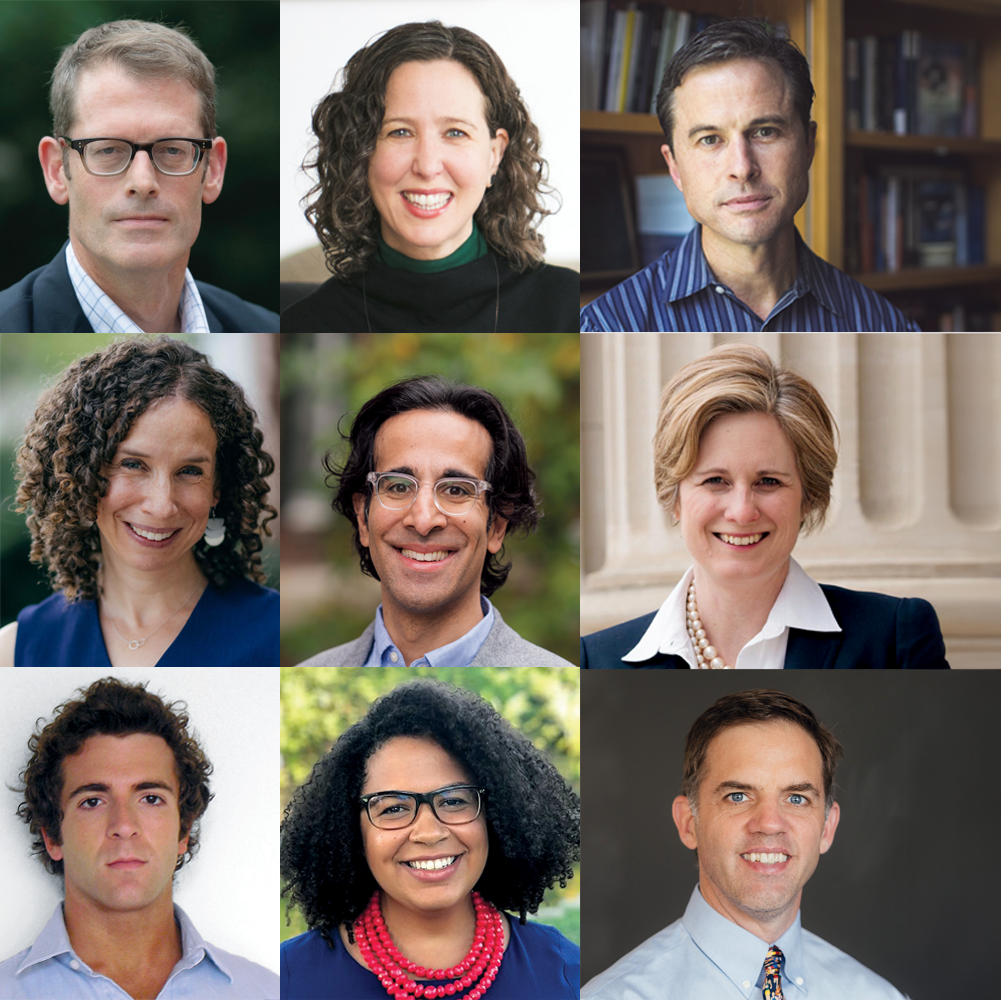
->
<box><xmin>580</xmin><ymin>0</ymin><xmax>1001</xmax><ymax>329</ymax></box>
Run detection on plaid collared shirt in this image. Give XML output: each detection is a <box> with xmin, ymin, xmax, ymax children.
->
<box><xmin>580</xmin><ymin>225</ymin><xmax>919</xmax><ymax>332</ymax></box>
<box><xmin>66</xmin><ymin>242</ymin><xmax>210</xmax><ymax>333</ymax></box>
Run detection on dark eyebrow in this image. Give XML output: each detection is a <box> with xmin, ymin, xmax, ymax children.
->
<box><xmin>713</xmin><ymin>780</ymin><xmax>821</xmax><ymax>797</ymax></box>
<box><xmin>688</xmin><ymin>115</ymin><xmax>791</xmax><ymax>138</ymax></box>
<box><xmin>118</xmin><ymin>449</ymin><xmax>212</xmax><ymax>464</ymax></box>
<box><xmin>66</xmin><ymin>781</ymin><xmax>175</xmax><ymax>800</ymax></box>
<box><xmin>384</xmin><ymin>466</ymin><xmax>480</xmax><ymax>480</ymax></box>
<box><xmin>383</xmin><ymin>116</ymin><xmax>479</xmax><ymax>130</ymax></box>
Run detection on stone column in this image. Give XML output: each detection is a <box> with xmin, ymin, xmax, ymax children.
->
<box><xmin>581</xmin><ymin>332</ymin><xmax>1001</xmax><ymax>668</ymax></box>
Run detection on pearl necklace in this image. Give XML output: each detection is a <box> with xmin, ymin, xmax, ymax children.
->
<box><xmin>354</xmin><ymin>890</ymin><xmax>504</xmax><ymax>1000</ymax></box>
<box><xmin>686</xmin><ymin>581</ymin><xmax>734</xmax><ymax>669</ymax></box>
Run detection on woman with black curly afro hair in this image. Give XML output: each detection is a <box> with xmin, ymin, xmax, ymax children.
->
<box><xmin>281</xmin><ymin>678</ymin><xmax>580</xmax><ymax>999</ymax></box>
<box><xmin>0</xmin><ymin>335</ymin><xmax>277</xmax><ymax>668</ymax></box>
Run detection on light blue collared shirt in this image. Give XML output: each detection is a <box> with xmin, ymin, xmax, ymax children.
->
<box><xmin>362</xmin><ymin>597</ymin><xmax>496</xmax><ymax>668</ymax></box>
<box><xmin>582</xmin><ymin>886</ymin><xmax>909</xmax><ymax>1000</ymax></box>
<box><xmin>0</xmin><ymin>902</ymin><xmax>278</xmax><ymax>999</ymax></box>
<box><xmin>66</xmin><ymin>242</ymin><xmax>210</xmax><ymax>333</ymax></box>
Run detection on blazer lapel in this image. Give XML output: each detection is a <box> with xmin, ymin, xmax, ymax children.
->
<box><xmin>35</xmin><ymin>243</ymin><xmax>93</xmax><ymax>332</ymax></box>
<box><xmin>784</xmin><ymin>629</ymin><xmax>843</xmax><ymax>669</ymax></box>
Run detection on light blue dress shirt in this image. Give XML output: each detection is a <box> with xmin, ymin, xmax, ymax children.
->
<box><xmin>0</xmin><ymin>903</ymin><xmax>278</xmax><ymax>999</ymax></box>
<box><xmin>582</xmin><ymin>886</ymin><xmax>909</xmax><ymax>1000</ymax></box>
<box><xmin>361</xmin><ymin>596</ymin><xmax>496</xmax><ymax>668</ymax></box>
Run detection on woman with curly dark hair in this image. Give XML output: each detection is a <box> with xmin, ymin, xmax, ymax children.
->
<box><xmin>0</xmin><ymin>335</ymin><xmax>278</xmax><ymax>668</ymax></box>
<box><xmin>281</xmin><ymin>678</ymin><xmax>580</xmax><ymax>999</ymax></box>
<box><xmin>281</xmin><ymin>21</ymin><xmax>578</xmax><ymax>334</ymax></box>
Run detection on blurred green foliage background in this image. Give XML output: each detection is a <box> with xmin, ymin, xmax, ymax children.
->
<box><xmin>279</xmin><ymin>332</ymin><xmax>580</xmax><ymax>666</ymax></box>
<box><xmin>280</xmin><ymin>666</ymin><xmax>580</xmax><ymax>944</ymax></box>
<box><xmin>0</xmin><ymin>0</ymin><xmax>277</xmax><ymax>312</ymax></box>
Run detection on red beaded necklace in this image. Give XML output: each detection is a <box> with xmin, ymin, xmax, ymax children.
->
<box><xmin>354</xmin><ymin>890</ymin><xmax>505</xmax><ymax>1000</ymax></box>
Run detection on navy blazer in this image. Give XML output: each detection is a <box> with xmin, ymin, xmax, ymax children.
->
<box><xmin>0</xmin><ymin>242</ymin><xmax>279</xmax><ymax>332</ymax></box>
<box><xmin>581</xmin><ymin>584</ymin><xmax>950</xmax><ymax>669</ymax></box>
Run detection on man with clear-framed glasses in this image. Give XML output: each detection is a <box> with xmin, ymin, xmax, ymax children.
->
<box><xmin>296</xmin><ymin>374</ymin><xmax>576</xmax><ymax>668</ymax></box>
<box><xmin>0</xmin><ymin>19</ymin><xmax>278</xmax><ymax>334</ymax></box>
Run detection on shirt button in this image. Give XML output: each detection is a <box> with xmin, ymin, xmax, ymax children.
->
<box><xmin>714</xmin><ymin>285</ymin><xmax>726</xmax><ymax>294</ymax></box>
<box><xmin>389</xmin><ymin>651</ymin><xmax>399</xmax><ymax>663</ymax></box>
<box><xmin>742</xmin><ymin>981</ymin><xmax>751</xmax><ymax>989</ymax></box>
<box><xmin>70</xmin><ymin>960</ymin><xmax>81</xmax><ymax>970</ymax></box>
<box><xmin>796</xmin><ymin>977</ymin><xmax>804</xmax><ymax>986</ymax></box>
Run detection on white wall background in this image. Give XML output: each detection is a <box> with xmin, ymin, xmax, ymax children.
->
<box><xmin>280</xmin><ymin>0</ymin><xmax>580</xmax><ymax>267</ymax></box>
<box><xmin>0</xmin><ymin>667</ymin><xmax>278</xmax><ymax>974</ymax></box>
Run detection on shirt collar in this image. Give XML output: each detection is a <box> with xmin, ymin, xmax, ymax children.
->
<box><xmin>368</xmin><ymin>597</ymin><xmax>495</xmax><ymax>668</ymax></box>
<box><xmin>16</xmin><ymin>902</ymin><xmax>234</xmax><ymax>983</ymax></box>
<box><xmin>683</xmin><ymin>885</ymin><xmax>809</xmax><ymax>996</ymax></box>
<box><xmin>66</xmin><ymin>241</ymin><xmax>210</xmax><ymax>333</ymax></box>
<box><xmin>622</xmin><ymin>557</ymin><xmax>840</xmax><ymax>665</ymax></box>
<box><xmin>663</xmin><ymin>226</ymin><xmax>846</xmax><ymax>323</ymax></box>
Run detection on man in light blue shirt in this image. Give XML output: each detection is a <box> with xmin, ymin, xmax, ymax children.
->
<box><xmin>0</xmin><ymin>677</ymin><xmax>277</xmax><ymax>999</ymax></box>
<box><xmin>583</xmin><ymin>690</ymin><xmax>909</xmax><ymax>999</ymax></box>
<box><xmin>296</xmin><ymin>375</ymin><xmax>575</xmax><ymax>668</ymax></box>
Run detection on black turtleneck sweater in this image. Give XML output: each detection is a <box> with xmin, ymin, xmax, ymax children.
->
<box><xmin>280</xmin><ymin>253</ymin><xmax>579</xmax><ymax>333</ymax></box>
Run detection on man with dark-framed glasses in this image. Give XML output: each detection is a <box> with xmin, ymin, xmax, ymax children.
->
<box><xmin>296</xmin><ymin>374</ymin><xmax>575</xmax><ymax>668</ymax></box>
<box><xmin>0</xmin><ymin>19</ymin><xmax>278</xmax><ymax>333</ymax></box>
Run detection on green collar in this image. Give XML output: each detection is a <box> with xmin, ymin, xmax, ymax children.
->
<box><xmin>376</xmin><ymin>222</ymin><xmax>488</xmax><ymax>273</ymax></box>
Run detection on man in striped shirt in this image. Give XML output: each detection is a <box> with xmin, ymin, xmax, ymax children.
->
<box><xmin>581</xmin><ymin>19</ymin><xmax>917</xmax><ymax>333</ymax></box>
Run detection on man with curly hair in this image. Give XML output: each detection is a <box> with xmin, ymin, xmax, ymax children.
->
<box><xmin>0</xmin><ymin>20</ymin><xmax>278</xmax><ymax>333</ymax></box>
<box><xmin>297</xmin><ymin>375</ymin><xmax>576</xmax><ymax>667</ymax></box>
<box><xmin>0</xmin><ymin>677</ymin><xmax>278</xmax><ymax>999</ymax></box>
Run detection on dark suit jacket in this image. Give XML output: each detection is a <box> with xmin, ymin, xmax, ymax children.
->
<box><xmin>581</xmin><ymin>584</ymin><xmax>950</xmax><ymax>669</ymax></box>
<box><xmin>0</xmin><ymin>242</ymin><xmax>279</xmax><ymax>332</ymax></box>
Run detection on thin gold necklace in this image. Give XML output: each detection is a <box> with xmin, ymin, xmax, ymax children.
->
<box><xmin>103</xmin><ymin>583</ymin><xmax>202</xmax><ymax>651</ymax></box>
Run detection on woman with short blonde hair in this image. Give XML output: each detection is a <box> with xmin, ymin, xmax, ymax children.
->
<box><xmin>582</xmin><ymin>343</ymin><xmax>948</xmax><ymax>670</ymax></box>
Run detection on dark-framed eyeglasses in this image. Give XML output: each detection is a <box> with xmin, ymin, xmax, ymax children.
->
<box><xmin>360</xmin><ymin>784</ymin><xmax>485</xmax><ymax>830</ymax></box>
<box><xmin>58</xmin><ymin>136</ymin><xmax>213</xmax><ymax>176</ymax></box>
<box><xmin>366</xmin><ymin>472</ymin><xmax>492</xmax><ymax>516</ymax></box>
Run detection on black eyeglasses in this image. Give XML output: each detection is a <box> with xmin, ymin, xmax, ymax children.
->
<box><xmin>360</xmin><ymin>785</ymin><xmax>485</xmax><ymax>830</ymax></box>
<box><xmin>58</xmin><ymin>137</ymin><xmax>213</xmax><ymax>176</ymax></box>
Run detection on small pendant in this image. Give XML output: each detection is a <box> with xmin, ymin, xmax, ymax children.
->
<box><xmin>128</xmin><ymin>639</ymin><xmax>145</xmax><ymax>650</ymax></box>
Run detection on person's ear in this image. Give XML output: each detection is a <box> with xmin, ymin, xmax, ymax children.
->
<box><xmin>819</xmin><ymin>800</ymin><xmax>840</xmax><ymax>854</ymax></box>
<box><xmin>41</xmin><ymin>827</ymin><xmax>64</xmax><ymax>862</ymax></box>
<box><xmin>486</xmin><ymin>512</ymin><xmax>508</xmax><ymax>553</ymax></box>
<box><xmin>672</xmin><ymin>794</ymin><xmax>699</xmax><ymax>850</ymax></box>
<box><xmin>661</xmin><ymin>143</ymin><xmax>684</xmax><ymax>193</ymax></box>
<box><xmin>201</xmin><ymin>137</ymin><xmax>227</xmax><ymax>205</ymax></box>
<box><xmin>353</xmin><ymin>493</ymin><xmax>371</xmax><ymax>547</ymax></box>
<box><xmin>39</xmin><ymin>137</ymin><xmax>70</xmax><ymax>206</ymax></box>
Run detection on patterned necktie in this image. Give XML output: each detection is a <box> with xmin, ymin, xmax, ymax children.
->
<box><xmin>762</xmin><ymin>944</ymin><xmax>785</xmax><ymax>999</ymax></box>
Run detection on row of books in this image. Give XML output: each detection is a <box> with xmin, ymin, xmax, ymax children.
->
<box><xmin>845</xmin><ymin>34</ymin><xmax>979</xmax><ymax>137</ymax></box>
<box><xmin>580</xmin><ymin>2</ymin><xmax>723</xmax><ymax>113</ymax></box>
<box><xmin>845</xmin><ymin>168</ymin><xmax>986</xmax><ymax>275</ymax></box>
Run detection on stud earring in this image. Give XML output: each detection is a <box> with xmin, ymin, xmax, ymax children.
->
<box><xmin>203</xmin><ymin>507</ymin><xmax>226</xmax><ymax>547</ymax></box>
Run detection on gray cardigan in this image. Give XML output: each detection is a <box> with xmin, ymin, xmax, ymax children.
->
<box><xmin>295</xmin><ymin>607</ymin><xmax>576</xmax><ymax>668</ymax></box>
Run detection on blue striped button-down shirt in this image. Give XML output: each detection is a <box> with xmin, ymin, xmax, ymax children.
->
<box><xmin>580</xmin><ymin>226</ymin><xmax>919</xmax><ymax>332</ymax></box>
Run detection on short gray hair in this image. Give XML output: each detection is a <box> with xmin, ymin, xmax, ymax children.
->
<box><xmin>50</xmin><ymin>20</ymin><xmax>217</xmax><ymax>139</ymax></box>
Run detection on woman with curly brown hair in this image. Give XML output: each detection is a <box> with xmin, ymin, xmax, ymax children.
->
<box><xmin>0</xmin><ymin>336</ymin><xmax>278</xmax><ymax>668</ymax></box>
<box><xmin>281</xmin><ymin>21</ymin><xmax>578</xmax><ymax>333</ymax></box>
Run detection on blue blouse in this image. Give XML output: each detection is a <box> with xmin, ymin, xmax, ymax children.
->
<box><xmin>281</xmin><ymin>918</ymin><xmax>580</xmax><ymax>1000</ymax></box>
<box><xmin>14</xmin><ymin>577</ymin><xmax>278</xmax><ymax>668</ymax></box>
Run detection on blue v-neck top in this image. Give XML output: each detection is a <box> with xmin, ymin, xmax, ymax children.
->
<box><xmin>14</xmin><ymin>577</ymin><xmax>278</xmax><ymax>668</ymax></box>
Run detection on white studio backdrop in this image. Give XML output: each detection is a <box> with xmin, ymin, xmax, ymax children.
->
<box><xmin>0</xmin><ymin>667</ymin><xmax>279</xmax><ymax>974</ymax></box>
<box><xmin>280</xmin><ymin>0</ymin><xmax>580</xmax><ymax>268</ymax></box>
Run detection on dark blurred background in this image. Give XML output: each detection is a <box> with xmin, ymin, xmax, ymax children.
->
<box><xmin>0</xmin><ymin>0</ymin><xmax>278</xmax><ymax>314</ymax></box>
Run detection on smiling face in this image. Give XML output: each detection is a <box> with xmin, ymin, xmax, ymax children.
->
<box><xmin>361</xmin><ymin>736</ymin><xmax>488</xmax><ymax>918</ymax></box>
<box><xmin>676</xmin><ymin>411</ymin><xmax>804</xmax><ymax>591</ymax></box>
<box><xmin>367</xmin><ymin>59</ymin><xmax>508</xmax><ymax>260</ymax></box>
<box><xmin>661</xmin><ymin>58</ymin><xmax>815</xmax><ymax>258</ymax></box>
<box><xmin>42</xmin><ymin>733</ymin><xmax>188</xmax><ymax>915</ymax></box>
<box><xmin>672</xmin><ymin>720</ymin><xmax>839</xmax><ymax>940</ymax></box>
<box><xmin>95</xmin><ymin>395</ymin><xmax>219</xmax><ymax>577</ymax></box>
<box><xmin>353</xmin><ymin>409</ymin><xmax>507</xmax><ymax>626</ymax></box>
<box><xmin>39</xmin><ymin>62</ymin><xmax>226</xmax><ymax>285</ymax></box>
